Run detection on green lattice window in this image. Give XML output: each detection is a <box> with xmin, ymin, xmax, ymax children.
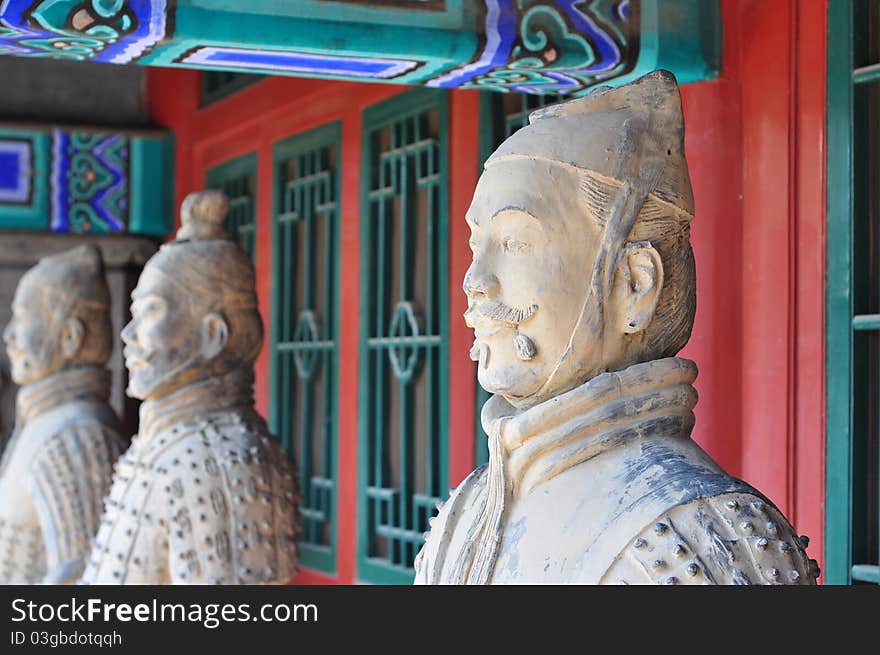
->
<box><xmin>826</xmin><ymin>0</ymin><xmax>880</xmax><ymax>585</ymax></box>
<box><xmin>358</xmin><ymin>89</ymin><xmax>449</xmax><ymax>584</ymax></box>
<box><xmin>201</xmin><ymin>71</ymin><xmax>263</xmax><ymax>106</ymax></box>
<box><xmin>271</xmin><ymin>123</ymin><xmax>341</xmax><ymax>574</ymax></box>
<box><xmin>205</xmin><ymin>152</ymin><xmax>257</xmax><ymax>259</ymax></box>
<box><xmin>473</xmin><ymin>92</ymin><xmax>560</xmax><ymax>466</ymax></box>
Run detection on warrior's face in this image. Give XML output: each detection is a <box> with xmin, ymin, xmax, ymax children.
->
<box><xmin>121</xmin><ymin>262</ymin><xmax>203</xmax><ymax>400</ymax></box>
<box><xmin>2</xmin><ymin>274</ymin><xmax>60</xmax><ymax>386</ymax></box>
<box><xmin>464</xmin><ymin>159</ymin><xmax>602</xmax><ymax>404</ymax></box>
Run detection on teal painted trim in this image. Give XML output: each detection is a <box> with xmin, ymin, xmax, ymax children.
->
<box><xmin>270</xmin><ymin>122</ymin><xmax>342</xmax><ymax>576</ymax></box>
<box><xmin>610</xmin><ymin>0</ymin><xmax>721</xmax><ymax>89</ymax></box>
<box><xmin>193</xmin><ymin>0</ymin><xmax>472</xmax><ymax>30</ymax></box>
<box><xmin>357</xmin><ymin>87</ymin><xmax>449</xmax><ymax>584</ymax></box>
<box><xmin>138</xmin><ymin>8</ymin><xmax>472</xmax><ymax>87</ymax></box>
<box><xmin>2</xmin><ymin>1</ymin><xmax>717</xmax><ymax>96</ymax></box>
<box><xmin>825</xmin><ymin>0</ymin><xmax>855</xmax><ymax>585</ymax></box>
<box><xmin>0</xmin><ymin>129</ymin><xmax>49</xmax><ymax>231</ymax></box>
<box><xmin>128</xmin><ymin>134</ymin><xmax>174</xmax><ymax>237</ymax></box>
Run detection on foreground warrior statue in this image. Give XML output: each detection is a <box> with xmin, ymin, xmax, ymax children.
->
<box><xmin>82</xmin><ymin>191</ymin><xmax>298</xmax><ymax>584</ymax></box>
<box><xmin>415</xmin><ymin>71</ymin><xmax>818</xmax><ymax>585</ymax></box>
<box><xmin>0</xmin><ymin>246</ymin><xmax>124</xmax><ymax>583</ymax></box>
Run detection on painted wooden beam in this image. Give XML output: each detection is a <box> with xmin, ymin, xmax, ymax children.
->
<box><xmin>0</xmin><ymin>0</ymin><xmax>720</xmax><ymax>96</ymax></box>
<box><xmin>0</xmin><ymin>123</ymin><xmax>172</xmax><ymax>235</ymax></box>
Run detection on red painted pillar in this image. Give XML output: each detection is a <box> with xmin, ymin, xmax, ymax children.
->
<box><xmin>447</xmin><ymin>89</ymin><xmax>480</xmax><ymax>488</ymax></box>
<box><xmin>145</xmin><ymin>68</ymin><xmax>200</xmax><ymax>234</ymax></box>
<box><xmin>680</xmin><ymin>78</ymin><xmax>744</xmax><ymax>479</ymax></box>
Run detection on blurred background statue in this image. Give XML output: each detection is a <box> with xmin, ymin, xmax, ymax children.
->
<box><xmin>0</xmin><ymin>245</ymin><xmax>124</xmax><ymax>583</ymax></box>
<box><xmin>415</xmin><ymin>71</ymin><xmax>818</xmax><ymax>585</ymax></box>
<box><xmin>82</xmin><ymin>190</ymin><xmax>299</xmax><ymax>584</ymax></box>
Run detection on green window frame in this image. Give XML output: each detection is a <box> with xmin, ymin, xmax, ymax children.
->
<box><xmin>270</xmin><ymin>123</ymin><xmax>342</xmax><ymax>574</ymax></box>
<box><xmin>358</xmin><ymin>88</ymin><xmax>449</xmax><ymax>584</ymax></box>
<box><xmin>826</xmin><ymin>0</ymin><xmax>880</xmax><ymax>585</ymax></box>
<box><xmin>205</xmin><ymin>152</ymin><xmax>257</xmax><ymax>260</ymax></box>
<box><xmin>474</xmin><ymin>92</ymin><xmax>560</xmax><ymax>467</ymax></box>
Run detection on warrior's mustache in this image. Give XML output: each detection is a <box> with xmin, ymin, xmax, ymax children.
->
<box><xmin>465</xmin><ymin>299</ymin><xmax>538</xmax><ymax>327</ymax></box>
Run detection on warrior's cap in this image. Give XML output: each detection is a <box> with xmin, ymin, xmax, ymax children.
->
<box><xmin>486</xmin><ymin>69</ymin><xmax>694</xmax><ymax>215</ymax></box>
<box><xmin>147</xmin><ymin>190</ymin><xmax>258</xmax><ymax>311</ymax></box>
<box><xmin>25</xmin><ymin>244</ymin><xmax>110</xmax><ymax>310</ymax></box>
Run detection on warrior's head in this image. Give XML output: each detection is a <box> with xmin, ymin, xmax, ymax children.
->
<box><xmin>464</xmin><ymin>70</ymin><xmax>696</xmax><ymax>409</ymax></box>
<box><xmin>121</xmin><ymin>190</ymin><xmax>262</xmax><ymax>401</ymax></box>
<box><xmin>3</xmin><ymin>245</ymin><xmax>112</xmax><ymax>386</ymax></box>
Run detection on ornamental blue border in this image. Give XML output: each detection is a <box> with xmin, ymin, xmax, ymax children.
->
<box><xmin>178</xmin><ymin>45</ymin><xmax>421</xmax><ymax>79</ymax></box>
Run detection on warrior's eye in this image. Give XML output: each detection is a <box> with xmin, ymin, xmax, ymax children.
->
<box><xmin>502</xmin><ymin>237</ymin><xmax>529</xmax><ymax>254</ymax></box>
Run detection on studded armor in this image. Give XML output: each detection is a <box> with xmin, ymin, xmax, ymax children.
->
<box><xmin>81</xmin><ymin>370</ymin><xmax>298</xmax><ymax>584</ymax></box>
<box><xmin>0</xmin><ymin>366</ymin><xmax>124</xmax><ymax>583</ymax></box>
<box><xmin>601</xmin><ymin>493</ymin><xmax>818</xmax><ymax>585</ymax></box>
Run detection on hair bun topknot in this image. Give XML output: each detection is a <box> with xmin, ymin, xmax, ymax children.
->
<box><xmin>176</xmin><ymin>190</ymin><xmax>233</xmax><ymax>241</ymax></box>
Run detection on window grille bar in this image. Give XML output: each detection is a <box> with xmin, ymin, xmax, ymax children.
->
<box><xmin>270</xmin><ymin>124</ymin><xmax>341</xmax><ymax>573</ymax></box>
<box><xmin>853</xmin><ymin>314</ymin><xmax>880</xmax><ymax>330</ymax></box>
<box><xmin>359</xmin><ymin>90</ymin><xmax>448</xmax><ymax>583</ymax></box>
<box><xmin>852</xmin><ymin>564</ymin><xmax>880</xmax><ymax>583</ymax></box>
<box><xmin>854</xmin><ymin>62</ymin><xmax>880</xmax><ymax>85</ymax></box>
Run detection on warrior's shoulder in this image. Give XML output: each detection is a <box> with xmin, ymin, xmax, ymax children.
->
<box><xmin>600</xmin><ymin>490</ymin><xmax>819</xmax><ymax>585</ymax></box>
<box><xmin>414</xmin><ymin>464</ymin><xmax>488</xmax><ymax>584</ymax></box>
<box><xmin>31</xmin><ymin>412</ymin><xmax>125</xmax><ymax>470</ymax></box>
<box><xmin>141</xmin><ymin>409</ymin><xmax>287</xmax><ymax>470</ymax></box>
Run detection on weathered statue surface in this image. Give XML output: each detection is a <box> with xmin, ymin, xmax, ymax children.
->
<box><xmin>415</xmin><ymin>71</ymin><xmax>818</xmax><ymax>585</ymax></box>
<box><xmin>81</xmin><ymin>191</ymin><xmax>299</xmax><ymax>584</ymax></box>
<box><xmin>0</xmin><ymin>245</ymin><xmax>125</xmax><ymax>583</ymax></box>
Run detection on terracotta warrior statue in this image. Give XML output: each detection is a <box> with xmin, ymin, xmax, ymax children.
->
<box><xmin>415</xmin><ymin>71</ymin><xmax>819</xmax><ymax>585</ymax></box>
<box><xmin>0</xmin><ymin>245</ymin><xmax>125</xmax><ymax>583</ymax></box>
<box><xmin>81</xmin><ymin>191</ymin><xmax>299</xmax><ymax>585</ymax></box>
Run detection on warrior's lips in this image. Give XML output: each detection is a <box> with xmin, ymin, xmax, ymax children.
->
<box><xmin>124</xmin><ymin>349</ymin><xmax>149</xmax><ymax>371</ymax></box>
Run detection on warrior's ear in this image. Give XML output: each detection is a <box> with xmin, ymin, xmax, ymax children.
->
<box><xmin>612</xmin><ymin>241</ymin><xmax>664</xmax><ymax>334</ymax></box>
<box><xmin>60</xmin><ymin>316</ymin><xmax>85</xmax><ymax>360</ymax></box>
<box><xmin>200</xmin><ymin>312</ymin><xmax>229</xmax><ymax>360</ymax></box>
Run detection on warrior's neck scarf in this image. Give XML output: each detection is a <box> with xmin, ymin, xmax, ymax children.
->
<box><xmin>139</xmin><ymin>368</ymin><xmax>255</xmax><ymax>441</ymax></box>
<box><xmin>16</xmin><ymin>365</ymin><xmax>111</xmax><ymax>427</ymax></box>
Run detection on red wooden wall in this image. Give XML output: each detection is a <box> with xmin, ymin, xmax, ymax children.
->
<box><xmin>146</xmin><ymin>0</ymin><xmax>828</xmax><ymax>584</ymax></box>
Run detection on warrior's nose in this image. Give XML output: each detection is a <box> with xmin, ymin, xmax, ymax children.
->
<box><xmin>463</xmin><ymin>261</ymin><xmax>500</xmax><ymax>300</ymax></box>
<box><xmin>120</xmin><ymin>320</ymin><xmax>136</xmax><ymax>345</ymax></box>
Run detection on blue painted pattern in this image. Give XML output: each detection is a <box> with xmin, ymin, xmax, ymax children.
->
<box><xmin>179</xmin><ymin>46</ymin><xmax>421</xmax><ymax>79</ymax></box>
<box><xmin>0</xmin><ymin>139</ymin><xmax>31</xmax><ymax>204</ymax></box>
<box><xmin>50</xmin><ymin>130</ymin><xmax>129</xmax><ymax>233</ymax></box>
